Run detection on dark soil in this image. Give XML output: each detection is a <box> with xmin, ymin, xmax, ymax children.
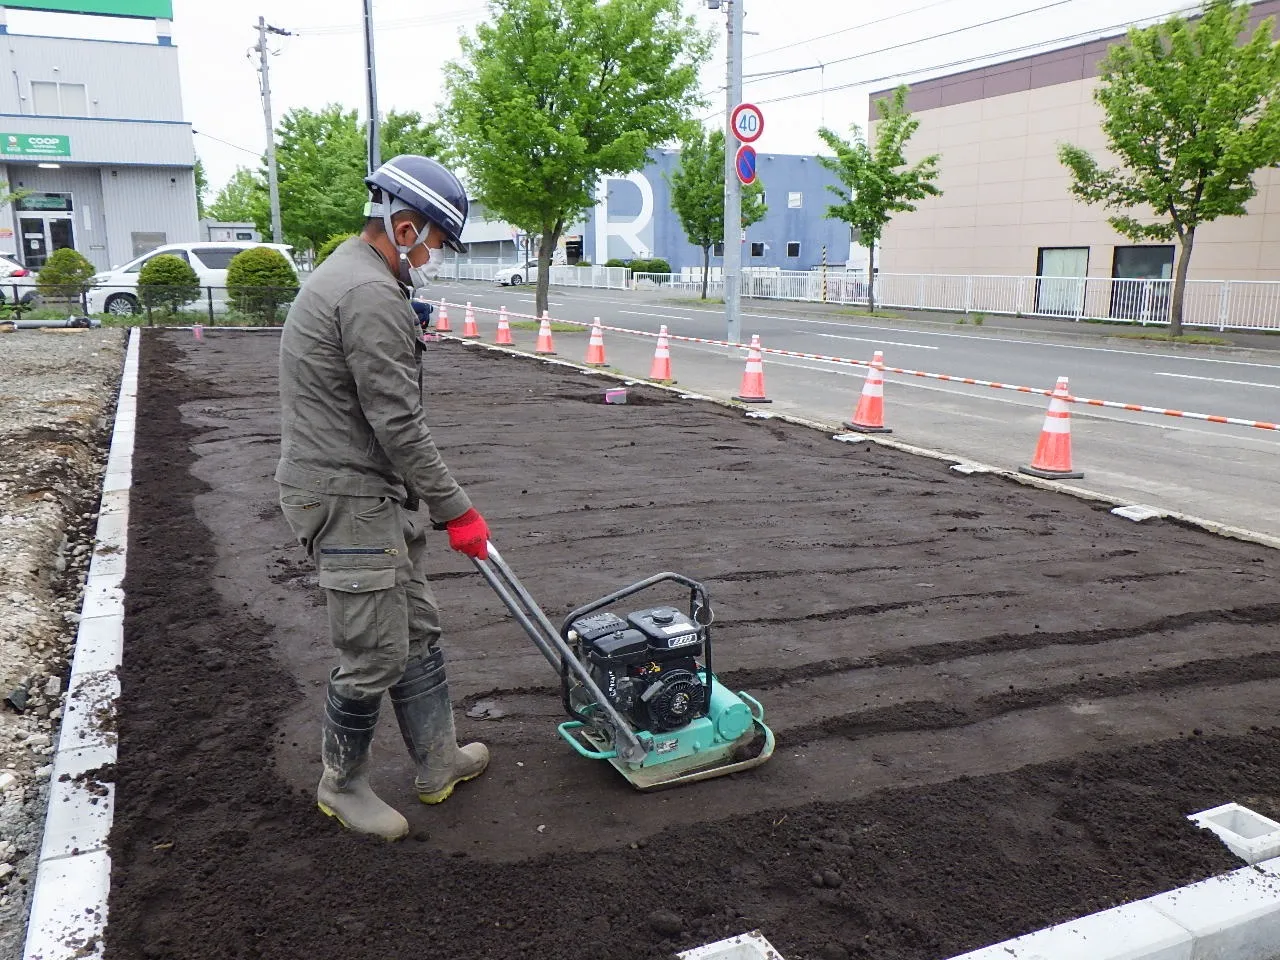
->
<box><xmin>106</xmin><ymin>331</ymin><xmax>1280</xmax><ymax>960</ymax></box>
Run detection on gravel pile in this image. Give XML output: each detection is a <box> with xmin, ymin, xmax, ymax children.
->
<box><xmin>0</xmin><ymin>328</ymin><xmax>124</xmax><ymax>960</ymax></box>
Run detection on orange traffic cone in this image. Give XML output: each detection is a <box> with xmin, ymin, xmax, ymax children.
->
<box><xmin>1019</xmin><ymin>376</ymin><xmax>1083</xmax><ymax>479</ymax></box>
<box><xmin>734</xmin><ymin>335</ymin><xmax>771</xmax><ymax>403</ymax></box>
<box><xmin>649</xmin><ymin>325</ymin><xmax>674</xmax><ymax>383</ymax></box>
<box><xmin>844</xmin><ymin>350</ymin><xmax>892</xmax><ymax>433</ymax></box>
<box><xmin>435</xmin><ymin>301</ymin><xmax>452</xmax><ymax>333</ymax></box>
<box><xmin>495</xmin><ymin>306</ymin><xmax>514</xmax><ymax>345</ymax></box>
<box><xmin>585</xmin><ymin>318</ymin><xmax>607</xmax><ymax>366</ymax></box>
<box><xmin>462</xmin><ymin>302</ymin><xmax>479</xmax><ymax>338</ymax></box>
<box><xmin>535</xmin><ymin>312</ymin><xmax>556</xmax><ymax>355</ymax></box>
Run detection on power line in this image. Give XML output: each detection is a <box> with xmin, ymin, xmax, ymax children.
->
<box><xmin>743</xmin><ymin>0</ymin><xmax>967</xmax><ymax>63</ymax></box>
<box><xmin>291</xmin><ymin>8</ymin><xmax>483</xmax><ymax>36</ymax></box>
<box><xmin>751</xmin><ymin>4</ymin><xmax>1199</xmax><ymax>109</ymax></box>
<box><xmin>193</xmin><ymin>128</ymin><xmax>260</xmax><ymax>157</ymax></box>
<box><xmin>742</xmin><ymin>0</ymin><xmax>1080</xmax><ymax>83</ymax></box>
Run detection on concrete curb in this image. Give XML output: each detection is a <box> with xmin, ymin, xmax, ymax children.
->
<box><xmin>22</xmin><ymin>327</ymin><xmax>137</xmax><ymax>960</ymax></box>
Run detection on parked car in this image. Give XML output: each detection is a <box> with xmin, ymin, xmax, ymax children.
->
<box><xmin>84</xmin><ymin>241</ymin><xmax>295</xmax><ymax>316</ymax></box>
<box><xmin>0</xmin><ymin>253</ymin><xmax>39</xmax><ymax>305</ymax></box>
<box><xmin>493</xmin><ymin>260</ymin><xmax>540</xmax><ymax>286</ymax></box>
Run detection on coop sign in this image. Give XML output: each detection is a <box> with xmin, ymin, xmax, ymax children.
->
<box><xmin>0</xmin><ymin>0</ymin><xmax>172</xmax><ymax>18</ymax></box>
<box><xmin>1</xmin><ymin>134</ymin><xmax>71</xmax><ymax>158</ymax></box>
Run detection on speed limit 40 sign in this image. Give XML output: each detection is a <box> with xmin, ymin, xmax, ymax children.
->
<box><xmin>731</xmin><ymin>102</ymin><xmax>763</xmax><ymax>143</ymax></box>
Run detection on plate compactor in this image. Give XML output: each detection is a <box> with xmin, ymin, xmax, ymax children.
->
<box><xmin>471</xmin><ymin>543</ymin><xmax>775</xmax><ymax>790</ymax></box>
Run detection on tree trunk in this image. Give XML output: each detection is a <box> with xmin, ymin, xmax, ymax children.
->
<box><xmin>1169</xmin><ymin>228</ymin><xmax>1195</xmax><ymax>338</ymax></box>
<box><xmin>701</xmin><ymin>245</ymin><xmax>710</xmax><ymax>300</ymax></box>
<box><xmin>867</xmin><ymin>243</ymin><xmax>877</xmax><ymax>315</ymax></box>
<box><xmin>535</xmin><ymin>231</ymin><xmax>557</xmax><ymax>318</ymax></box>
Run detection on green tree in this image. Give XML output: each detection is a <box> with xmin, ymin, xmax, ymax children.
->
<box><xmin>227</xmin><ymin>246</ymin><xmax>299</xmax><ymax>324</ymax></box>
<box><xmin>138</xmin><ymin>254</ymin><xmax>201</xmax><ymax>315</ymax></box>
<box><xmin>1058</xmin><ymin>0</ymin><xmax>1280</xmax><ymax>335</ymax></box>
<box><xmin>36</xmin><ymin>248</ymin><xmax>96</xmax><ymax>303</ymax></box>
<box><xmin>444</xmin><ymin>0</ymin><xmax>711</xmax><ymax>316</ymax></box>
<box><xmin>208</xmin><ymin>167</ymin><xmax>261</xmax><ymax>223</ymax></box>
<box><xmin>818</xmin><ymin>85</ymin><xmax>941</xmax><ymax>314</ymax></box>
<box><xmin>194</xmin><ymin>157</ymin><xmax>208</xmax><ymax>219</ymax></box>
<box><xmin>668</xmin><ymin>127</ymin><xmax>766</xmax><ymax>299</ymax></box>
<box><xmin>257</xmin><ymin>105</ymin><xmax>447</xmax><ymax>253</ymax></box>
<box><xmin>315</xmin><ymin>232</ymin><xmax>357</xmax><ymax>268</ymax></box>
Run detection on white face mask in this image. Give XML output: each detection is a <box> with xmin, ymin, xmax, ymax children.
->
<box><xmin>408</xmin><ymin>244</ymin><xmax>444</xmax><ymax>288</ymax></box>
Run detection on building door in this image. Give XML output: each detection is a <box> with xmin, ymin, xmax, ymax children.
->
<box><xmin>15</xmin><ymin>192</ymin><xmax>76</xmax><ymax>269</ymax></box>
<box><xmin>1034</xmin><ymin>247</ymin><xmax>1088</xmax><ymax>316</ymax></box>
<box><xmin>1110</xmin><ymin>245</ymin><xmax>1174</xmax><ymax>322</ymax></box>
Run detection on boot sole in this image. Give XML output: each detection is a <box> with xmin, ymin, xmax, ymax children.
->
<box><xmin>317</xmin><ymin>800</ymin><xmax>409</xmax><ymax>840</ymax></box>
<box><xmin>417</xmin><ymin>765</ymin><xmax>488</xmax><ymax>805</ymax></box>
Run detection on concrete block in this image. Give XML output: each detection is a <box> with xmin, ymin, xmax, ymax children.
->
<box><xmin>92</xmin><ymin>512</ymin><xmax>128</xmax><ymax>554</ymax></box>
<box><xmin>97</xmin><ymin>489</ymin><xmax>128</xmax><ymax>517</ymax></box>
<box><xmin>86</xmin><ymin>545</ymin><xmax>125</xmax><ymax>579</ymax></box>
<box><xmin>679</xmin><ymin>931</ymin><xmax>785</xmax><ymax>960</ymax></box>
<box><xmin>950</xmin><ymin>463</ymin><xmax>992</xmax><ymax>475</ymax></box>
<box><xmin>41</xmin><ymin>743</ymin><xmax>115</xmax><ymax>860</ymax></box>
<box><xmin>69</xmin><ymin>615</ymin><xmax>123</xmax><ymax>677</ymax></box>
<box><xmin>1112</xmin><ymin>504</ymin><xmax>1163</xmax><ymax>522</ymax></box>
<box><xmin>945</xmin><ymin>901</ymin><xmax>1192</xmax><ymax>960</ymax></box>
<box><xmin>22</xmin><ymin>848</ymin><xmax>109</xmax><ymax>960</ymax></box>
<box><xmin>100</xmin><ymin>471</ymin><xmax>132</xmax><ymax>494</ymax></box>
<box><xmin>58</xmin><ymin>669</ymin><xmax>119</xmax><ymax>753</ymax></box>
<box><xmin>1147</xmin><ymin>864</ymin><xmax>1280</xmax><ymax>958</ymax></box>
<box><xmin>79</xmin><ymin>574</ymin><xmax>124</xmax><ymax>622</ymax></box>
<box><xmin>1189</xmin><ymin>803</ymin><xmax>1280</xmax><ymax>864</ymax></box>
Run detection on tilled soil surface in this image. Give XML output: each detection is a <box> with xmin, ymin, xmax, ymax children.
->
<box><xmin>107</xmin><ymin>331</ymin><xmax>1280</xmax><ymax>960</ymax></box>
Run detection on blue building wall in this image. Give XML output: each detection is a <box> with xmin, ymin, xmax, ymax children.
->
<box><xmin>580</xmin><ymin>149</ymin><xmax>854</xmax><ymax>273</ymax></box>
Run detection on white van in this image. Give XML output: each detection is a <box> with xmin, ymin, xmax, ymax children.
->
<box><xmin>85</xmin><ymin>241</ymin><xmax>295</xmax><ymax>316</ymax></box>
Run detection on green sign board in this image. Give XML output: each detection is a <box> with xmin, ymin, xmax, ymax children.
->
<box><xmin>0</xmin><ymin>134</ymin><xmax>70</xmax><ymax>157</ymax></box>
<box><xmin>0</xmin><ymin>0</ymin><xmax>171</xmax><ymax>18</ymax></box>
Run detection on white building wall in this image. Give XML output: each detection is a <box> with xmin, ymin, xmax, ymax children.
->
<box><xmin>99</xmin><ymin>165</ymin><xmax>197</xmax><ymax>267</ymax></box>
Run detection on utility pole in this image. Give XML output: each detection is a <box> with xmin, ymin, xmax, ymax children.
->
<box><xmin>254</xmin><ymin>16</ymin><xmax>290</xmax><ymax>244</ymax></box>
<box><xmin>722</xmin><ymin>0</ymin><xmax>744</xmax><ymax>344</ymax></box>
<box><xmin>362</xmin><ymin>0</ymin><xmax>380</xmax><ymax>174</ymax></box>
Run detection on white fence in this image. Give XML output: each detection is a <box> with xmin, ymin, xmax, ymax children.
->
<box><xmin>442</xmin><ymin>263</ymin><xmax>1280</xmax><ymax>331</ymax></box>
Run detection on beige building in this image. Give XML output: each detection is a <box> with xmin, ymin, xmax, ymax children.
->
<box><xmin>868</xmin><ymin>0</ymin><xmax>1280</xmax><ymax>304</ymax></box>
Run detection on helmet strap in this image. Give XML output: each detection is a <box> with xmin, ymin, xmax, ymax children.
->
<box><xmin>372</xmin><ymin>198</ymin><xmax>432</xmax><ymax>286</ymax></box>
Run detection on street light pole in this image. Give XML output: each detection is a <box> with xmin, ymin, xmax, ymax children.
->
<box><xmin>362</xmin><ymin>0</ymin><xmax>380</xmax><ymax>174</ymax></box>
<box><xmin>722</xmin><ymin>0</ymin><xmax>744</xmax><ymax>344</ymax></box>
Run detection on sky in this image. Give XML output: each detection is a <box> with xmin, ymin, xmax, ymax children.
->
<box><xmin>7</xmin><ymin>0</ymin><xmax>1200</xmax><ymax>195</ymax></box>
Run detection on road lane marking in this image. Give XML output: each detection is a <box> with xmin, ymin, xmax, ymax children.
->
<box><xmin>1153</xmin><ymin>372</ymin><xmax>1280</xmax><ymax>389</ymax></box>
<box><xmin>815</xmin><ymin>333</ymin><xmax>938</xmax><ymax>351</ymax></box>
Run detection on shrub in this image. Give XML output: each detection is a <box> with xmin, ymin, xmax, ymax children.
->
<box><xmin>628</xmin><ymin>258</ymin><xmax>651</xmax><ymax>273</ymax></box>
<box><xmin>645</xmin><ymin>258</ymin><xmax>671</xmax><ymax>275</ymax></box>
<box><xmin>315</xmin><ymin>233</ymin><xmax>356</xmax><ymax>268</ymax></box>
<box><xmin>604</xmin><ymin>258</ymin><xmax>628</xmax><ymax>268</ymax></box>
<box><xmin>37</xmin><ymin>248</ymin><xmax>95</xmax><ymax>302</ymax></box>
<box><xmin>227</xmin><ymin>247</ymin><xmax>299</xmax><ymax>323</ymax></box>
<box><xmin>574</xmin><ymin>260</ymin><xmax>592</xmax><ymax>267</ymax></box>
<box><xmin>138</xmin><ymin>254</ymin><xmax>201</xmax><ymax>314</ymax></box>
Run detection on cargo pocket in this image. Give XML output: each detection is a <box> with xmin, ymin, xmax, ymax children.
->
<box><xmin>319</xmin><ymin>566</ymin><xmax>405</xmax><ymax>658</ymax></box>
<box><xmin>279</xmin><ymin>490</ymin><xmax>325</xmax><ymax>554</ymax></box>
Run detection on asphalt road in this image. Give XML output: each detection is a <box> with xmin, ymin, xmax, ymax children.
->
<box><xmin>436</xmin><ymin>279</ymin><xmax>1280</xmax><ymax>541</ymax></box>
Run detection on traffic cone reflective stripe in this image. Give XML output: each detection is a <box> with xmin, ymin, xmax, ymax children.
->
<box><xmin>734</xmin><ymin>335</ymin><xmax>771</xmax><ymax>403</ymax></box>
<box><xmin>585</xmin><ymin>318</ymin><xmax>607</xmax><ymax>366</ymax></box>
<box><xmin>844</xmin><ymin>350</ymin><xmax>892</xmax><ymax>433</ymax></box>
<box><xmin>649</xmin><ymin>325</ymin><xmax>674</xmax><ymax>382</ymax></box>
<box><xmin>462</xmin><ymin>302</ymin><xmax>479</xmax><ymax>338</ymax></box>
<box><xmin>535</xmin><ymin>312</ymin><xmax>556</xmax><ymax>355</ymax></box>
<box><xmin>1019</xmin><ymin>376</ymin><xmax>1083</xmax><ymax>479</ymax></box>
<box><xmin>435</xmin><ymin>301</ymin><xmax>452</xmax><ymax>333</ymax></box>
<box><xmin>495</xmin><ymin>306</ymin><xmax>513</xmax><ymax>345</ymax></box>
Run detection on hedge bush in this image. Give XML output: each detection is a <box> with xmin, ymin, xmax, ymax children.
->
<box><xmin>227</xmin><ymin>247</ymin><xmax>299</xmax><ymax>323</ymax></box>
<box><xmin>604</xmin><ymin>258</ymin><xmax>628</xmax><ymax>268</ymax></box>
<box><xmin>138</xmin><ymin>254</ymin><xmax>201</xmax><ymax>314</ymax></box>
<box><xmin>644</xmin><ymin>258</ymin><xmax>671</xmax><ymax>275</ymax></box>
<box><xmin>315</xmin><ymin>233</ymin><xmax>356</xmax><ymax>268</ymax></box>
<box><xmin>36</xmin><ymin>248</ymin><xmax>95</xmax><ymax>301</ymax></box>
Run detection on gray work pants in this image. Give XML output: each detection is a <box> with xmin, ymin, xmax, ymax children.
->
<box><xmin>279</xmin><ymin>485</ymin><xmax>442</xmax><ymax>700</ymax></box>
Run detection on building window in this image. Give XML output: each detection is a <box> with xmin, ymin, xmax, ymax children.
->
<box><xmin>31</xmin><ymin>80</ymin><xmax>87</xmax><ymax>117</ymax></box>
<box><xmin>1034</xmin><ymin>247</ymin><xmax>1088</xmax><ymax>317</ymax></box>
<box><xmin>787</xmin><ymin>192</ymin><xmax>803</xmax><ymax>209</ymax></box>
<box><xmin>786</xmin><ymin>241</ymin><xmax>801</xmax><ymax>258</ymax></box>
<box><xmin>235</xmin><ymin>231</ymin><xmax>253</xmax><ymax>241</ymax></box>
<box><xmin>712</xmin><ymin>241</ymin><xmax>724</xmax><ymax>257</ymax></box>
<box><xmin>750</xmin><ymin>242</ymin><xmax>765</xmax><ymax>257</ymax></box>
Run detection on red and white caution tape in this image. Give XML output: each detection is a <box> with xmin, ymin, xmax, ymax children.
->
<box><xmin>443</xmin><ymin>300</ymin><xmax>1280</xmax><ymax>432</ymax></box>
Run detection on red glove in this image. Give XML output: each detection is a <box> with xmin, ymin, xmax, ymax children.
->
<box><xmin>445</xmin><ymin>508</ymin><xmax>490</xmax><ymax>560</ymax></box>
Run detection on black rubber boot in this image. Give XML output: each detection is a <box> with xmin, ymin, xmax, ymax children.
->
<box><xmin>317</xmin><ymin>682</ymin><xmax>409</xmax><ymax>840</ymax></box>
<box><xmin>390</xmin><ymin>651</ymin><xmax>489</xmax><ymax>804</ymax></box>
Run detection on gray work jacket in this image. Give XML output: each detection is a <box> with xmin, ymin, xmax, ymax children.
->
<box><xmin>275</xmin><ymin>237</ymin><xmax>472</xmax><ymax>524</ymax></box>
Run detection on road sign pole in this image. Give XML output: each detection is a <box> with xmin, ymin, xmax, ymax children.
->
<box><xmin>723</xmin><ymin>0</ymin><xmax>743</xmax><ymax>345</ymax></box>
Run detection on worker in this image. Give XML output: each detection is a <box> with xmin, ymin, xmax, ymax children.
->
<box><xmin>275</xmin><ymin>154</ymin><xmax>490</xmax><ymax>841</ymax></box>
